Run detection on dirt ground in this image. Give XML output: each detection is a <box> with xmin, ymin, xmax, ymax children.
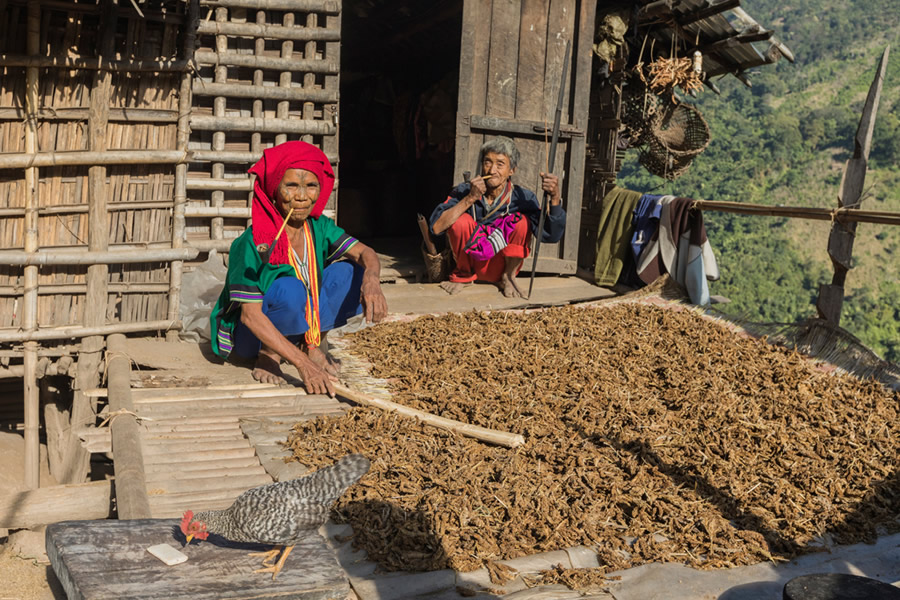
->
<box><xmin>0</xmin><ymin>545</ymin><xmax>62</xmax><ymax>600</ymax></box>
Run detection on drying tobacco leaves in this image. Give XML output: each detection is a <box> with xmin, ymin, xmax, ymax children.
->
<box><xmin>286</xmin><ymin>302</ymin><xmax>899</xmax><ymax>576</ymax></box>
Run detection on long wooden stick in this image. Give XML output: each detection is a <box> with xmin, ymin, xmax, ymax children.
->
<box><xmin>22</xmin><ymin>2</ymin><xmax>40</xmax><ymax>491</ymax></box>
<box><xmin>528</xmin><ymin>40</ymin><xmax>571</xmax><ymax>299</ymax></box>
<box><xmin>333</xmin><ymin>383</ymin><xmax>525</xmax><ymax>449</ymax></box>
<box><xmin>0</xmin><ymin>247</ymin><xmax>199</xmax><ymax>266</ymax></box>
<box><xmin>0</xmin><ymin>149</ymin><xmax>189</xmax><ymax>169</ymax></box>
<box><xmin>0</xmin><ymin>320</ymin><xmax>182</xmax><ymax>343</ymax></box>
<box><xmin>169</xmin><ymin>0</ymin><xmax>199</xmax><ymax>343</ymax></box>
<box><xmin>690</xmin><ymin>200</ymin><xmax>900</xmax><ymax>226</ymax></box>
<box><xmin>0</xmin><ymin>481</ymin><xmax>113</xmax><ymax>529</ymax></box>
<box><xmin>199</xmin><ymin>0</ymin><xmax>340</xmax><ymax>11</ymax></box>
<box><xmin>0</xmin><ymin>55</ymin><xmax>190</xmax><ymax>71</ymax></box>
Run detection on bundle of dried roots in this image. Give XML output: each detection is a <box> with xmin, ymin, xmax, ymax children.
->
<box><xmin>648</xmin><ymin>56</ymin><xmax>703</xmax><ymax>96</ymax></box>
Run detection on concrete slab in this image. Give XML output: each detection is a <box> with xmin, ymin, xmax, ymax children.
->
<box><xmin>603</xmin><ymin>533</ymin><xmax>900</xmax><ymax>600</ymax></box>
<box><xmin>381</xmin><ymin>276</ymin><xmax>616</xmax><ymax>316</ymax></box>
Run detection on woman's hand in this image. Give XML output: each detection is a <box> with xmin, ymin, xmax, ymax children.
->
<box><xmin>539</xmin><ymin>172</ymin><xmax>561</xmax><ymax>206</ymax></box>
<box><xmin>467</xmin><ymin>175</ymin><xmax>487</xmax><ymax>202</ymax></box>
<box><xmin>360</xmin><ymin>272</ymin><xmax>388</xmax><ymax>323</ymax></box>
<box><xmin>292</xmin><ymin>353</ymin><xmax>337</xmax><ymax>396</ymax></box>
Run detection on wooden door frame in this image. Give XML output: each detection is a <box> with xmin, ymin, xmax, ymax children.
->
<box><xmin>453</xmin><ymin>0</ymin><xmax>596</xmax><ymax>274</ymax></box>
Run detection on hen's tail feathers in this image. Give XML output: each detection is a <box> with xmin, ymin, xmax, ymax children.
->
<box><xmin>291</xmin><ymin>454</ymin><xmax>370</xmax><ymax>506</ymax></box>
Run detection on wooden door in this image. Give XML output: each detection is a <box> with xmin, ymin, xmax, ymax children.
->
<box><xmin>454</xmin><ymin>0</ymin><xmax>596</xmax><ymax>274</ymax></box>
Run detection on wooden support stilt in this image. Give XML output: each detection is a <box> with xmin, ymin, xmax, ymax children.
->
<box><xmin>23</xmin><ymin>1</ymin><xmax>41</xmax><ymax>491</ymax></box>
<box><xmin>816</xmin><ymin>46</ymin><xmax>890</xmax><ymax>325</ymax></box>
<box><xmin>106</xmin><ymin>334</ymin><xmax>152</xmax><ymax>519</ymax></box>
<box><xmin>211</xmin><ymin>5</ymin><xmax>228</xmax><ymax>241</ymax></box>
<box><xmin>167</xmin><ymin>0</ymin><xmax>199</xmax><ymax>343</ymax></box>
<box><xmin>66</xmin><ymin>0</ymin><xmax>120</xmax><ymax>485</ymax></box>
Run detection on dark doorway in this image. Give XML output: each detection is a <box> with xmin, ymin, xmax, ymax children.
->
<box><xmin>337</xmin><ymin>0</ymin><xmax>463</xmax><ymax>249</ymax></box>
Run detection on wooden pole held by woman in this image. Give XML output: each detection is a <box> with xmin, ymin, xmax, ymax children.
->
<box><xmin>333</xmin><ymin>383</ymin><xmax>525</xmax><ymax>449</ymax></box>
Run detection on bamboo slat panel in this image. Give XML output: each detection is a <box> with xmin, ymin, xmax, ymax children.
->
<box><xmin>0</xmin><ymin>1</ymin><xmax>341</xmax><ymax>332</ymax></box>
<box><xmin>0</xmin><ymin>2</ymin><xmax>185</xmax><ymax>330</ymax></box>
<box><xmin>185</xmin><ymin>2</ymin><xmax>341</xmax><ymax>248</ymax></box>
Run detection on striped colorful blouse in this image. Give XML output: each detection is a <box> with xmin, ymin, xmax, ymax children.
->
<box><xmin>209</xmin><ymin>215</ymin><xmax>358</xmax><ymax>359</ymax></box>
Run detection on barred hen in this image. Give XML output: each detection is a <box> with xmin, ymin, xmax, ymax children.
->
<box><xmin>180</xmin><ymin>453</ymin><xmax>369</xmax><ymax>578</ymax></box>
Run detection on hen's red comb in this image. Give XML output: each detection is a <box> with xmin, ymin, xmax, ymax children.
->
<box><xmin>180</xmin><ymin>510</ymin><xmax>193</xmax><ymax>533</ymax></box>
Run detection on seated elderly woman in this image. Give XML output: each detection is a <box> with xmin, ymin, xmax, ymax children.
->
<box><xmin>429</xmin><ymin>136</ymin><xmax>566</xmax><ymax>298</ymax></box>
<box><xmin>209</xmin><ymin>141</ymin><xmax>387</xmax><ymax>396</ymax></box>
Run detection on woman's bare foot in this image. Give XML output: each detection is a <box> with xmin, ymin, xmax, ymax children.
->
<box><xmin>499</xmin><ymin>272</ymin><xmax>525</xmax><ymax>298</ymax></box>
<box><xmin>252</xmin><ymin>348</ymin><xmax>286</xmax><ymax>384</ymax></box>
<box><xmin>440</xmin><ymin>281</ymin><xmax>471</xmax><ymax>295</ymax></box>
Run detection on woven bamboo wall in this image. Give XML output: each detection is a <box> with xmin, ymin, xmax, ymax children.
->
<box><xmin>0</xmin><ymin>0</ymin><xmax>342</xmax><ymax>335</ymax></box>
<box><xmin>185</xmin><ymin>0</ymin><xmax>341</xmax><ymax>252</ymax></box>
<box><xmin>0</xmin><ymin>0</ymin><xmax>185</xmax><ymax>330</ymax></box>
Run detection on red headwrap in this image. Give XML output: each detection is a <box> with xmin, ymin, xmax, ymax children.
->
<box><xmin>248</xmin><ymin>141</ymin><xmax>335</xmax><ymax>265</ymax></box>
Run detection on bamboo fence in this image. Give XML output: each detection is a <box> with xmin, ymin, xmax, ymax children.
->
<box><xmin>0</xmin><ymin>0</ymin><xmax>343</xmax><ymax>484</ymax></box>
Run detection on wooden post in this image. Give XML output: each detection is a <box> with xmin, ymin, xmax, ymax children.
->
<box><xmin>67</xmin><ymin>0</ymin><xmax>120</xmax><ymax>485</ymax></box>
<box><xmin>0</xmin><ymin>481</ymin><xmax>114</xmax><ymax>529</ymax></box>
<box><xmin>562</xmin><ymin>0</ymin><xmax>597</xmax><ymax>264</ymax></box>
<box><xmin>816</xmin><ymin>46</ymin><xmax>890</xmax><ymax>325</ymax></box>
<box><xmin>22</xmin><ymin>1</ymin><xmax>40</xmax><ymax>491</ymax></box>
<box><xmin>322</xmin><ymin>5</ymin><xmax>341</xmax><ymax>215</ymax></box>
<box><xmin>106</xmin><ymin>334</ymin><xmax>152</xmax><ymax>519</ymax></box>
<box><xmin>168</xmin><ymin>0</ymin><xmax>199</xmax><ymax>343</ymax></box>
<box><xmin>251</xmin><ymin>8</ymin><xmax>266</xmax><ymax>155</ymax></box>
<box><xmin>275</xmin><ymin>10</ymin><xmax>295</xmax><ymax>146</ymax></box>
<box><xmin>211</xmin><ymin>6</ymin><xmax>228</xmax><ymax>241</ymax></box>
<box><xmin>301</xmin><ymin>11</ymin><xmax>315</xmax><ymax>144</ymax></box>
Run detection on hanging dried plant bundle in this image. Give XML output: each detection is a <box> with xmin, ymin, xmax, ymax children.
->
<box><xmin>648</xmin><ymin>56</ymin><xmax>704</xmax><ymax>95</ymax></box>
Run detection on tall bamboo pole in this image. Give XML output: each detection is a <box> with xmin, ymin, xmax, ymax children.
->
<box><xmin>168</xmin><ymin>0</ymin><xmax>199</xmax><ymax>342</ymax></box>
<box><xmin>66</xmin><ymin>0</ymin><xmax>119</xmax><ymax>485</ymax></box>
<box><xmin>250</xmin><ymin>9</ymin><xmax>265</xmax><ymax>155</ymax></box>
<box><xmin>23</xmin><ymin>2</ymin><xmax>41</xmax><ymax>491</ymax></box>
<box><xmin>210</xmin><ymin>5</ymin><xmax>228</xmax><ymax>241</ymax></box>
<box><xmin>275</xmin><ymin>11</ymin><xmax>294</xmax><ymax>146</ymax></box>
<box><xmin>302</xmin><ymin>11</ymin><xmax>315</xmax><ymax>144</ymax></box>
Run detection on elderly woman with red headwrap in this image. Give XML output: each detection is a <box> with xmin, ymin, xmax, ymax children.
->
<box><xmin>210</xmin><ymin>141</ymin><xmax>387</xmax><ymax>395</ymax></box>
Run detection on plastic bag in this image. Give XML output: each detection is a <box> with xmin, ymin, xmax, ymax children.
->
<box><xmin>179</xmin><ymin>249</ymin><xmax>227</xmax><ymax>343</ymax></box>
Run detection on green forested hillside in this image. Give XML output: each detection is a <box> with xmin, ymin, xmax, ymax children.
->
<box><xmin>616</xmin><ymin>0</ymin><xmax>900</xmax><ymax>362</ymax></box>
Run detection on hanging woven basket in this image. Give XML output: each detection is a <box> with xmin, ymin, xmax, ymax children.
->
<box><xmin>638</xmin><ymin>101</ymin><xmax>710</xmax><ymax>180</ymax></box>
<box><xmin>619</xmin><ymin>74</ymin><xmax>662</xmax><ymax>147</ymax></box>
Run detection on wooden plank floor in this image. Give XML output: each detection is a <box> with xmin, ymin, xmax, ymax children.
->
<box><xmin>47</xmin><ymin>519</ymin><xmax>350</xmax><ymax>600</ymax></box>
<box><xmin>85</xmin><ymin>385</ymin><xmax>351</xmax><ymax>519</ymax></box>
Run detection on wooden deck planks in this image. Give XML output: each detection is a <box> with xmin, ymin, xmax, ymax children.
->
<box><xmin>122</xmin><ymin>386</ymin><xmax>349</xmax><ymax>520</ymax></box>
<box><xmin>46</xmin><ymin>519</ymin><xmax>350</xmax><ymax>600</ymax></box>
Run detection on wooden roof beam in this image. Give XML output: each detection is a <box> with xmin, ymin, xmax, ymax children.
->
<box><xmin>731</xmin><ymin>7</ymin><xmax>794</xmax><ymax>62</ymax></box>
<box><xmin>637</xmin><ymin>0</ymin><xmax>674</xmax><ymax>22</ymax></box>
<box><xmin>678</xmin><ymin>0</ymin><xmax>741</xmax><ymax>26</ymax></box>
<box><xmin>699</xmin><ymin>29</ymin><xmax>773</xmax><ymax>54</ymax></box>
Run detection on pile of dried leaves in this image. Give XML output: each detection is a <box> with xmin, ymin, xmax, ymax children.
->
<box><xmin>287</xmin><ymin>303</ymin><xmax>899</xmax><ymax>576</ymax></box>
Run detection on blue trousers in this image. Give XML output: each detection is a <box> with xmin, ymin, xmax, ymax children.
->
<box><xmin>232</xmin><ymin>261</ymin><xmax>364</xmax><ymax>359</ymax></box>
